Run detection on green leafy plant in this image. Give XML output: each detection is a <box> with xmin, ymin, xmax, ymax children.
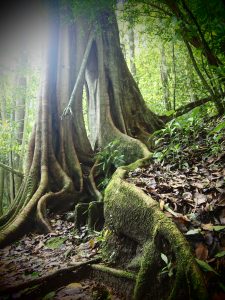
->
<box><xmin>152</xmin><ymin>112</ymin><xmax>225</xmax><ymax>165</ymax></box>
<box><xmin>94</xmin><ymin>228</ymin><xmax>111</xmax><ymax>244</ymax></box>
<box><xmin>195</xmin><ymin>259</ymin><xmax>219</xmax><ymax>276</ymax></box>
<box><xmin>160</xmin><ymin>253</ymin><xmax>175</xmax><ymax>277</ymax></box>
<box><xmin>96</xmin><ymin>140</ymin><xmax>125</xmax><ymax>189</ymax></box>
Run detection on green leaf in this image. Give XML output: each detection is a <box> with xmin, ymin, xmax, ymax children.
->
<box><xmin>165</xmin><ymin>110</ymin><xmax>175</xmax><ymax>116</ymax></box>
<box><xmin>168</xmin><ymin>268</ymin><xmax>174</xmax><ymax>277</ymax></box>
<box><xmin>213</xmin><ymin>225</ymin><xmax>225</xmax><ymax>232</ymax></box>
<box><xmin>215</xmin><ymin>250</ymin><xmax>225</xmax><ymax>258</ymax></box>
<box><xmin>185</xmin><ymin>228</ymin><xmax>201</xmax><ymax>235</ymax></box>
<box><xmin>44</xmin><ymin>237</ymin><xmax>67</xmax><ymax>249</ymax></box>
<box><xmin>31</xmin><ymin>271</ymin><xmax>39</xmax><ymax>278</ymax></box>
<box><xmin>42</xmin><ymin>291</ymin><xmax>56</xmax><ymax>300</ymax></box>
<box><xmin>209</xmin><ymin>120</ymin><xmax>225</xmax><ymax>135</ymax></box>
<box><xmin>219</xmin><ymin>282</ymin><xmax>225</xmax><ymax>293</ymax></box>
<box><xmin>164</xmin><ymin>203</ymin><xmax>178</xmax><ymax>217</ymax></box>
<box><xmin>161</xmin><ymin>253</ymin><xmax>168</xmax><ymax>264</ymax></box>
<box><xmin>195</xmin><ymin>259</ymin><xmax>219</xmax><ymax>276</ymax></box>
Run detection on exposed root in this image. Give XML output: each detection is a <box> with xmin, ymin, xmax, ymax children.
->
<box><xmin>0</xmin><ymin>258</ymin><xmax>101</xmax><ymax>297</ymax></box>
<box><xmin>104</xmin><ymin>152</ymin><xmax>208</xmax><ymax>299</ymax></box>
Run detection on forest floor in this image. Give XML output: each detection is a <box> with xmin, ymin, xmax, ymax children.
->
<box><xmin>1</xmin><ymin>114</ymin><xmax>225</xmax><ymax>300</ymax></box>
<box><xmin>0</xmin><ymin>218</ymin><xmax>123</xmax><ymax>300</ymax></box>
<box><xmin>126</xmin><ymin>114</ymin><xmax>225</xmax><ymax>299</ymax></box>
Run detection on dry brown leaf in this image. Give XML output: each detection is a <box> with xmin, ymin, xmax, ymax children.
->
<box><xmin>191</xmin><ymin>182</ymin><xmax>204</xmax><ymax>189</ymax></box>
<box><xmin>195</xmin><ymin>242</ymin><xmax>208</xmax><ymax>260</ymax></box>
<box><xmin>194</xmin><ymin>192</ymin><xmax>207</xmax><ymax>205</ymax></box>
<box><xmin>219</xmin><ymin>209</ymin><xmax>225</xmax><ymax>225</ymax></box>
<box><xmin>159</xmin><ymin>200</ymin><xmax>165</xmax><ymax>211</ymax></box>
<box><xmin>201</xmin><ymin>223</ymin><xmax>213</xmax><ymax>231</ymax></box>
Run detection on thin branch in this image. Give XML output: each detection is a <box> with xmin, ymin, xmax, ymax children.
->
<box><xmin>0</xmin><ymin>162</ymin><xmax>23</xmax><ymax>178</ymax></box>
<box><xmin>184</xmin><ymin>39</ymin><xmax>214</xmax><ymax>96</ymax></box>
<box><xmin>140</xmin><ymin>1</ymin><xmax>172</xmax><ymax>16</ymax></box>
<box><xmin>61</xmin><ymin>30</ymin><xmax>95</xmax><ymax>118</ymax></box>
<box><xmin>161</xmin><ymin>93</ymin><xmax>225</xmax><ymax>122</ymax></box>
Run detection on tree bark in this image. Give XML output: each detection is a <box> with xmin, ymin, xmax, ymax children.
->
<box><xmin>0</xmin><ymin>168</ymin><xmax>4</xmax><ymax>216</ymax></box>
<box><xmin>128</xmin><ymin>26</ymin><xmax>136</xmax><ymax>78</ymax></box>
<box><xmin>160</xmin><ymin>42</ymin><xmax>171</xmax><ymax>111</ymax></box>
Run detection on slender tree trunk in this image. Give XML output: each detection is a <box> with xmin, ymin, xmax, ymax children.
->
<box><xmin>186</xmin><ymin>58</ymin><xmax>198</xmax><ymax>102</ymax></box>
<box><xmin>172</xmin><ymin>42</ymin><xmax>176</xmax><ymax>110</ymax></box>
<box><xmin>160</xmin><ymin>43</ymin><xmax>171</xmax><ymax>111</ymax></box>
<box><xmin>8</xmin><ymin>151</ymin><xmax>15</xmax><ymax>203</ymax></box>
<box><xmin>0</xmin><ymin>168</ymin><xmax>4</xmax><ymax>216</ymax></box>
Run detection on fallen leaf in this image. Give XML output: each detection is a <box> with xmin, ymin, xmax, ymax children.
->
<box><xmin>195</xmin><ymin>243</ymin><xmax>208</xmax><ymax>260</ymax></box>
<box><xmin>219</xmin><ymin>209</ymin><xmax>225</xmax><ymax>224</ymax></box>
<box><xmin>159</xmin><ymin>200</ymin><xmax>165</xmax><ymax>211</ymax></box>
<box><xmin>67</xmin><ymin>282</ymin><xmax>82</xmax><ymax>289</ymax></box>
<box><xmin>164</xmin><ymin>203</ymin><xmax>178</xmax><ymax>217</ymax></box>
<box><xmin>194</xmin><ymin>193</ymin><xmax>207</xmax><ymax>205</ymax></box>
<box><xmin>191</xmin><ymin>182</ymin><xmax>204</xmax><ymax>189</ymax></box>
<box><xmin>185</xmin><ymin>228</ymin><xmax>201</xmax><ymax>235</ymax></box>
<box><xmin>201</xmin><ymin>223</ymin><xmax>214</xmax><ymax>231</ymax></box>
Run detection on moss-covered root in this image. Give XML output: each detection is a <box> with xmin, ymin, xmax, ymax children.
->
<box><xmin>90</xmin><ymin>264</ymin><xmax>136</xmax><ymax>299</ymax></box>
<box><xmin>88</xmin><ymin>201</ymin><xmax>104</xmax><ymax>231</ymax></box>
<box><xmin>134</xmin><ymin>232</ymin><xmax>208</xmax><ymax>300</ymax></box>
<box><xmin>74</xmin><ymin>201</ymin><xmax>104</xmax><ymax>232</ymax></box>
<box><xmin>74</xmin><ymin>203</ymin><xmax>89</xmax><ymax>230</ymax></box>
<box><xmin>104</xmin><ymin>159</ymin><xmax>208</xmax><ymax>300</ymax></box>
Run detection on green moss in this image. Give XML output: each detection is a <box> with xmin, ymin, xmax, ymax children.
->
<box><xmin>74</xmin><ymin>203</ymin><xmax>89</xmax><ymax>230</ymax></box>
<box><xmin>104</xmin><ymin>156</ymin><xmax>208</xmax><ymax>299</ymax></box>
<box><xmin>44</xmin><ymin>236</ymin><xmax>68</xmax><ymax>249</ymax></box>
<box><xmin>91</xmin><ymin>264</ymin><xmax>136</xmax><ymax>281</ymax></box>
<box><xmin>88</xmin><ymin>201</ymin><xmax>104</xmax><ymax>231</ymax></box>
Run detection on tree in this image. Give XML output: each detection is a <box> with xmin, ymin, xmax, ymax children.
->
<box><xmin>0</xmin><ymin>1</ymin><xmax>217</xmax><ymax>298</ymax></box>
<box><xmin>0</xmin><ymin>0</ymin><xmax>163</xmax><ymax>246</ymax></box>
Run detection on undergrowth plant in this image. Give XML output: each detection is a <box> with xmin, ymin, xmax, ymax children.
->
<box><xmin>160</xmin><ymin>253</ymin><xmax>175</xmax><ymax>278</ymax></box>
<box><xmin>96</xmin><ymin>140</ymin><xmax>125</xmax><ymax>189</ymax></box>
<box><xmin>152</xmin><ymin>106</ymin><xmax>225</xmax><ymax>166</ymax></box>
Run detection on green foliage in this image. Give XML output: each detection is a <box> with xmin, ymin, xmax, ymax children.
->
<box><xmin>152</xmin><ymin>108</ymin><xmax>225</xmax><ymax>165</ymax></box>
<box><xmin>94</xmin><ymin>228</ymin><xmax>111</xmax><ymax>244</ymax></box>
<box><xmin>44</xmin><ymin>237</ymin><xmax>68</xmax><ymax>249</ymax></box>
<box><xmin>196</xmin><ymin>259</ymin><xmax>219</xmax><ymax>276</ymax></box>
<box><xmin>69</xmin><ymin>0</ymin><xmax>116</xmax><ymax>21</ymax></box>
<box><xmin>42</xmin><ymin>291</ymin><xmax>56</xmax><ymax>300</ymax></box>
<box><xmin>215</xmin><ymin>251</ymin><xmax>225</xmax><ymax>258</ymax></box>
<box><xmin>160</xmin><ymin>253</ymin><xmax>175</xmax><ymax>277</ymax></box>
<box><xmin>119</xmin><ymin>0</ymin><xmax>225</xmax><ymax>115</ymax></box>
<box><xmin>96</xmin><ymin>140</ymin><xmax>125</xmax><ymax>189</ymax></box>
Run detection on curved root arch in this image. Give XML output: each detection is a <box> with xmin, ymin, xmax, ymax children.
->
<box><xmin>104</xmin><ymin>160</ymin><xmax>208</xmax><ymax>300</ymax></box>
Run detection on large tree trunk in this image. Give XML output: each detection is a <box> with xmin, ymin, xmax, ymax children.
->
<box><xmin>0</xmin><ymin>2</ymin><xmax>163</xmax><ymax>247</ymax></box>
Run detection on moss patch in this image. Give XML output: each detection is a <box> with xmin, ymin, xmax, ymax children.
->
<box><xmin>44</xmin><ymin>237</ymin><xmax>68</xmax><ymax>249</ymax></box>
<box><xmin>104</xmin><ymin>155</ymin><xmax>208</xmax><ymax>299</ymax></box>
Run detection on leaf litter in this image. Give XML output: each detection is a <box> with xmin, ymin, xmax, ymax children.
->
<box><xmin>0</xmin><ymin>216</ymin><xmax>122</xmax><ymax>299</ymax></box>
<box><xmin>126</xmin><ymin>116</ymin><xmax>225</xmax><ymax>298</ymax></box>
